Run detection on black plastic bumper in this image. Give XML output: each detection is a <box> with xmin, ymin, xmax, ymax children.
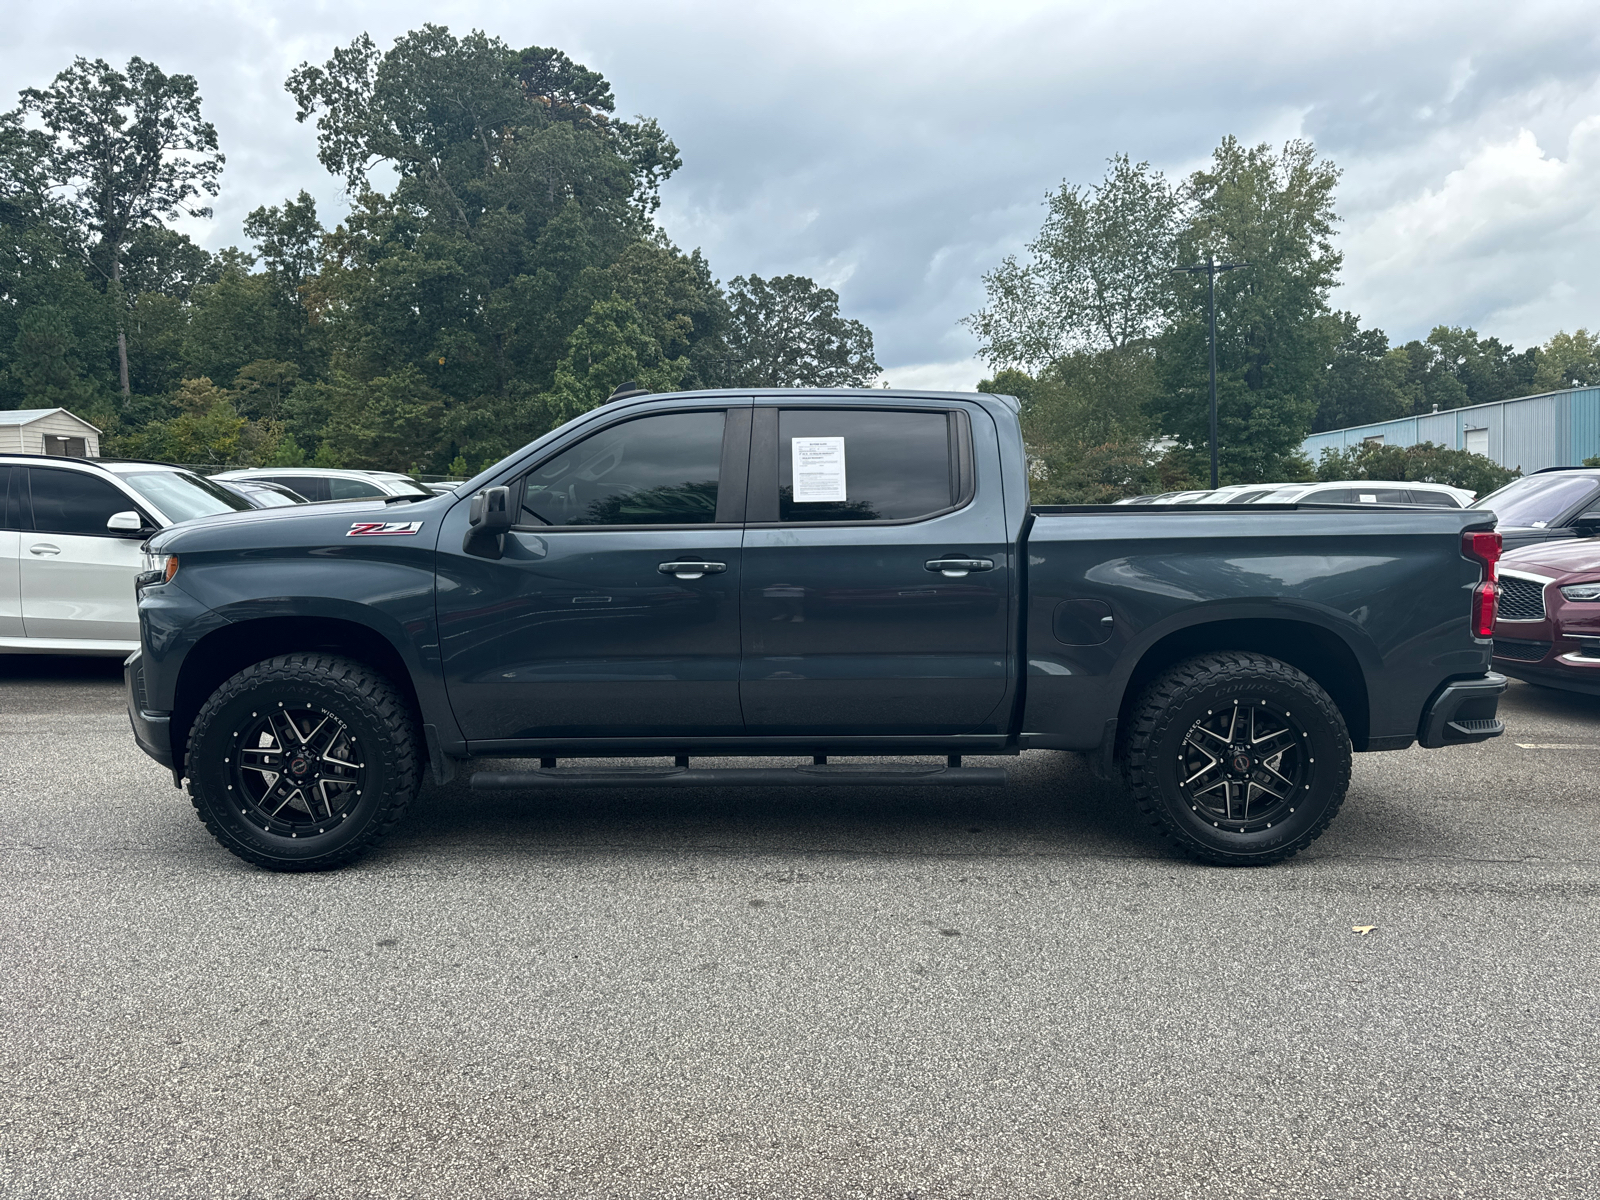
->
<box><xmin>1417</xmin><ymin>672</ymin><xmax>1507</xmax><ymax>749</ymax></box>
<box><xmin>124</xmin><ymin>650</ymin><xmax>176</xmax><ymax>778</ymax></box>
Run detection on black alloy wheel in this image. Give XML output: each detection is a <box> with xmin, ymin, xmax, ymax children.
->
<box><xmin>232</xmin><ymin>706</ymin><xmax>367</xmax><ymax>837</ymax></box>
<box><xmin>1175</xmin><ymin>699</ymin><xmax>1310</xmax><ymax>834</ymax></box>
<box><xmin>1120</xmin><ymin>651</ymin><xmax>1351</xmax><ymax>865</ymax></box>
<box><xmin>186</xmin><ymin>654</ymin><xmax>419</xmax><ymax>872</ymax></box>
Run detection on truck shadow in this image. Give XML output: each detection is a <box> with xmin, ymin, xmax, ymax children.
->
<box><xmin>388</xmin><ymin>750</ymin><xmax>1174</xmax><ymax>863</ymax></box>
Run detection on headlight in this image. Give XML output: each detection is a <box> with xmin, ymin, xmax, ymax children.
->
<box><xmin>1560</xmin><ymin>581</ymin><xmax>1600</xmax><ymax>602</ymax></box>
<box><xmin>136</xmin><ymin>553</ymin><xmax>179</xmax><ymax>588</ymax></box>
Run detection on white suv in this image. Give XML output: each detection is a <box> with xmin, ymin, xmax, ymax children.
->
<box><xmin>1251</xmin><ymin>480</ymin><xmax>1476</xmax><ymax>507</ymax></box>
<box><xmin>212</xmin><ymin>468</ymin><xmax>432</xmax><ymax>503</ymax></box>
<box><xmin>0</xmin><ymin>456</ymin><xmax>255</xmax><ymax>655</ymax></box>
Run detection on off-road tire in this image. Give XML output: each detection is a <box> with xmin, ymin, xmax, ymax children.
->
<box><xmin>1120</xmin><ymin>651</ymin><xmax>1351</xmax><ymax>865</ymax></box>
<box><xmin>186</xmin><ymin>654</ymin><xmax>419</xmax><ymax>872</ymax></box>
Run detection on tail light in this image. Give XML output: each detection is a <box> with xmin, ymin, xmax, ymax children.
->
<box><xmin>1462</xmin><ymin>530</ymin><xmax>1501</xmax><ymax>638</ymax></box>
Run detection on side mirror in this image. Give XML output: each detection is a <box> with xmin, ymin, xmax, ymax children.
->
<box><xmin>1574</xmin><ymin>511</ymin><xmax>1600</xmax><ymax>535</ymax></box>
<box><xmin>468</xmin><ymin>486</ymin><xmax>513</xmax><ymax>530</ymax></box>
<box><xmin>464</xmin><ymin>486</ymin><xmax>512</xmax><ymax>559</ymax></box>
<box><xmin>107</xmin><ymin>510</ymin><xmax>145</xmax><ymax>536</ymax></box>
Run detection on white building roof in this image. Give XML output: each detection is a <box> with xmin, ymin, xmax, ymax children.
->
<box><xmin>0</xmin><ymin>407</ymin><xmax>103</xmax><ymax>432</ymax></box>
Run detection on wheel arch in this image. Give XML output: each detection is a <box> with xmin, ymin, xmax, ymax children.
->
<box><xmin>1118</xmin><ymin>617</ymin><xmax>1371</xmax><ymax>749</ymax></box>
<box><xmin>170</xmin><ymin>616</ymin><xmax>423</xmax><ymax>773</ymax></box>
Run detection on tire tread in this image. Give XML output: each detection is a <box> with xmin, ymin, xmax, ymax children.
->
<box><xmin>185</xmin><ymin>653</ymin><xmax>418</xmax><ymax>872</ymax></box>
<box><xmin>1120</xmin><ymin>651</ymin><xmax>1351</xmax><ymax>866</ymax></box>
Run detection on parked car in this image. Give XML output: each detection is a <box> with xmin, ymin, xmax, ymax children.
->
<box><xmin>128</xmin><ymin>388</ymin><xmax>1505</xmax><ymax>873</ymax></box>
<box><xmin>1473</xmin><ymin>467</ymin><xmax>1600</xmax><ymax>551</ymax></box>
<box><xmin>211</xmin><ymin>468</ymin><xmax>433</xmax><ymax>503</ymax></box>
<box><xmin>1491</xmin><ymin>538</ymin><xmax>1600</xmax><ymax>693</ymax></box>
<box><xmin>1194</xmin><ymin>484</ymin><xmax>1289</xmax><ymax>505</ymax></box>
<box><xmin>1252</xmin><ymin>480</ymin><xmax>1476</xmax><ymax>508</ymax></box>
<box><xmin>214</xmin><ymin>479</ymin><xmax>308</xmax><ymax>508</ymax></box>
<box><xmin>0</xmin><ymin>455</ymin><xmax>254</xmax><ymax>654</ymax></box>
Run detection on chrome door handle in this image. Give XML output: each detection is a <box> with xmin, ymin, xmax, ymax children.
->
<box><xmin>658</xmin><ymin>561</ymin><xmax>727</xmax><ymax>580</ymax></box>
<box><xmin>925</xmin><ymin>557</ymin><xmax>994</xmax><ymax>578</ymax></box>
<box><xmin>29</xmin><ymin>543</ymin><xmax>60</xmax><ymax>556</ymax></box>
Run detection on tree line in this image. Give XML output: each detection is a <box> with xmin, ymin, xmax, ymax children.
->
<box><xmin>969</xmin><ymin>148</ymin><xmax>1598</xmax><ymax>501</ymax></box>
<box><xmin>0</xmin><ymin>28</ymin><xmax>879</xmax><ymax>475</ymax></box>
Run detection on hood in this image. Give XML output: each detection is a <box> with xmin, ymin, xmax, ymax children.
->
<box><xmin>1501</xmin><ymin>537</ymin><xmax>1600</xmax><ymax>582</ymax></box>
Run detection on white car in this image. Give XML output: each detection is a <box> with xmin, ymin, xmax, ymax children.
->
<box><xmin>212</xmin><ymin>468</ymin><xmax>432</xmax><ymax>503</ymax></box>
<box><xmin>1192</xmin><ymin>483</ymin><xmax>1291</xmax><ymax>505</ymax></box>
<box><xmin>1</xmin><ymin>456</ymin><xmax>260</xmax><ymax>655</ymax></box>
<box><xmin>1251</xmin><ymin>480</ymin><xmax>1476</xmax><ymax>507</ymax></box>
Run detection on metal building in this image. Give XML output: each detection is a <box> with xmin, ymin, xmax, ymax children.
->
<box><xmin>1301</xmin><ymin>385</ymin><xmax>1600</xmax><ymax>474</ymax></box>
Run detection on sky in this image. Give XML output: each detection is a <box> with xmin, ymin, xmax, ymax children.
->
<box><xmin>5</xmin><ymin>0</ymin><xmax>1599</xmax><ymax>390</ymax></box>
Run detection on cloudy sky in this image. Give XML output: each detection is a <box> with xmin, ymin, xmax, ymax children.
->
<box><xmin>5</xmin><ymin>0</ymin><xmax>1599</xmax><ymax>388</ymax></box>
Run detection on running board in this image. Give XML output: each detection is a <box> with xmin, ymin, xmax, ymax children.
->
<box><xmin>470</xmin><ymin>765</ymin><xmax>1007</xmax><ymax>790</ymax></box>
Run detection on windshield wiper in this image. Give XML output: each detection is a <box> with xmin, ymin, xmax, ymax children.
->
<box><xmin>383</xmin><ymin>493</ymin><xmax>430</xmax><ymax>504</ymax></box>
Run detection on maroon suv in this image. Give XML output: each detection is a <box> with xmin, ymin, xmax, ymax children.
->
<box><xmin>1493</xmin><ymin>539</ymin><xmax>1600</xmax><ymax>693</ymax></box>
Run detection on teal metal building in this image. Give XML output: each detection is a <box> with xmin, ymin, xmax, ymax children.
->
<box><xmin>1302</xmin><ymin>385</ymin><xmax>1600</xmax><ymax>474</ymax></box>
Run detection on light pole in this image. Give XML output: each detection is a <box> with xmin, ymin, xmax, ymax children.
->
<box><xmin>1173</xmin><ymin>255</ymin><xmax>1248</xmax><ymax>489</ymax></box>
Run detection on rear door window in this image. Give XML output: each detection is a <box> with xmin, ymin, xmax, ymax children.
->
<box><xmin>1406</xmin><ymin>489</ymin><xmax>1459</xmax><ymax>508</ymax></box>
<box><xmin>775</xmin><ymin>409</ymin><xmax>961</xmax><ymax>523</ymax></box>
<box><xmin>27</xmin><ymin>468</ymin><xmax>139</xmax><ymax>536</ymax></box>
<box><xmin>517</xmin><ymin>409</ymin><xmax>727</xmax><ymax>527</ymax></box>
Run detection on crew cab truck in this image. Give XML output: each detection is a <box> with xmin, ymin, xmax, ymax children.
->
<box><xmin>126</xmin><ymin>389</ymin><xmax>1508</xmax><ymax>871</ymax></box>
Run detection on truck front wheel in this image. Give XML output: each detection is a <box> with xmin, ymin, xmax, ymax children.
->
<box><xmin>1120</xmin><ymin>652</ymin><xmax>1351</xmax><ymax>865</ymax></box>
<box><xmin>185</xmin><ymin>654</ymin><xmax>420</xmax><ymax>872</ymax></box>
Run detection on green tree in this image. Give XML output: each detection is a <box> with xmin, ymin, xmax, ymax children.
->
<box><xmin>1314</xmin><ymin>440</ymin><xmax>1517</xmax><ymax>496</ymax></box>
<box><xmin>17</xmin><ymin>56</ymin><xmax>223</xmax><ymax>398</ymax></box>
<box><xmin>1153</xmin><ymin>138</ymin><xmax>1342</xmax><ymax>482</ymax></box>
<box><xmin>284</xmin><ymin>26</ymin><xmax>714</xmax><ymax>470</ymax></box>
<box><xmin>0</xmin><ymin>110</ymin><xmax>119</xmax><ymax>414</ymax></box>
<box><xmin>1533</xmin><ymin>329</ymin><xmax>1600</xmax><ymax>392</ymax></box>
<box><xmin>966</xmin><ymin>154</ymin><xmax>1180</xmax><ymax>368</ymax></box>
<box><xmin>722</xmin><ymin>274</ymin><xmax>879</xmax><ymax>388</ymax></box>
<box><xmin>1389</xmin><ymin>326</ymin><xmax>1537</xmax><ymax>415</ymax></box>
<box><xmin>1311</xmin><ymin>314</ymin><xmax>1411</xmax><ymax>431</ymax></box>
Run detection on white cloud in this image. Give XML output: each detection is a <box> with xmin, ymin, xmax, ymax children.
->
<box><xmin>878</xmin><ymin>359</ymin><xmax>985</xmax><ymax>393</ymax></box>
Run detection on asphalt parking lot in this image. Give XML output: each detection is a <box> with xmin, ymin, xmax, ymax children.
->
<box><xmin>2</xmin><ymin>658</ymin><xmax>1597</xmax><ymax>1199</ymax></box>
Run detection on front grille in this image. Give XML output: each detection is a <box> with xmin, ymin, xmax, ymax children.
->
<box><xmin>1498</xmin><ymin>575</ymin><xmax>1547</xmax><ymax>621</ymax></box>
<box><xmin>1494</xmin><ymin>637</ymin><xmax>1552</xmax><ymax>662</ymax></box>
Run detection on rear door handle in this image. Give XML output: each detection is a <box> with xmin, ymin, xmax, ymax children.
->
<box><xmin>925</xmin><ymin>557</ymin><xmax>994</xmax><ymax>578</ymax></box>
<box><xmin>29</xmin><ymin>543</ymin><xmax>60</xmax><ymax>556</ymax></box>
<box><xmin>659</xmin><ymin>561</ymin><xmax>727</xmax><ymax>580</ymax></box>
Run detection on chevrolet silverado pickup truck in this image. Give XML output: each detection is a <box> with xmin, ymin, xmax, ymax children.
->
<box><xmin>126</xmin><ymin>388</ymin><xmax>1508</xmax><ymax>872</ymax></box>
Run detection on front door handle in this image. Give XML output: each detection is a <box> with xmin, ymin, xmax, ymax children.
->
<box><xmin>29</xmin><ymin>543</ymin><xmax>61</xmax><ymax>556</ymax></box>
<box><xmin>925</xmin><ymin>557</ymin><xmax>994</xmax><ymax>578</ymax></box>
<box><xmin>659</xmin><ymin>561</ymin><xmax>727</xmax><ymax>580</ymax></box>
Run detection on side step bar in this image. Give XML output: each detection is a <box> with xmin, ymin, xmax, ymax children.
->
<box><xmin>471</xmin><ymin>764</ymin><xmax>1007</xmax><ymax>790</ymax></box>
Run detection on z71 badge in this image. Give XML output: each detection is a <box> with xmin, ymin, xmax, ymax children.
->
<box><xmin>347</xmin><ymin>521</ymin><xmax>425</xmax><ymax>537</ymax></box>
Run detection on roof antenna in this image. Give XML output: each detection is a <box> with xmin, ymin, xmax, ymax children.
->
<box><xmin>605</xmin><ymin>380</ymin><xmax>651</xmax><ymax>404</ymax></box>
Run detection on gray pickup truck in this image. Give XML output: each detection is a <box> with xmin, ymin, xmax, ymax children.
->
<box><xmin>126</xmin><ymin>389</ymin><xmax>1506</xmax><ymax>871</ymax></box>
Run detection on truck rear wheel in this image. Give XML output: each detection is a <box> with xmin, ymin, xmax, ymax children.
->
<box><xmin>1119</xmin><ymin>652</ymin><xmax>1351</xmax><ymax>865</ymax></box>
<box><xmin>185</xmin><ymin>654</ymin><xmax>420</xmax><ymax>872</ymax></box>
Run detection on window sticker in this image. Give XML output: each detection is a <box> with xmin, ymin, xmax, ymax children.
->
<box><xmin>1358</xmin><ymin>494</ymin><xmax>1377</xmax><ymax>503</ymax></box>
<box><xmin>791</xmin><ymin>437</ymin><xmax>846</xmax><ymax>503</ymax></box>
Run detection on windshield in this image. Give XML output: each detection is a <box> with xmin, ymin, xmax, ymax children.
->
<box><xmin>1476</xmin><ymin>474</ymin><xmax>1600</xmax><ymax>528</ymax></box>
<box><xmin>119</xmin><ymin>469</ymin><xmax>253</xmax><ymax>523</ymax></box>
<box><xmin>1255</xmin><ymin>487</ymin><xmax>1306</xmax><ymax>503</ymax></box>
<box><xmin>390</xmin><ymin>477</ymin><xmax>432</xmax><ymax>497</ymax></box>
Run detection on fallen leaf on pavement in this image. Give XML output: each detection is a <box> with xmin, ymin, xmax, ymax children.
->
<box><xmin>1352</xmin><ymin>925</ymin><xmax>1376</xmax><ymax>936</ymax></box>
